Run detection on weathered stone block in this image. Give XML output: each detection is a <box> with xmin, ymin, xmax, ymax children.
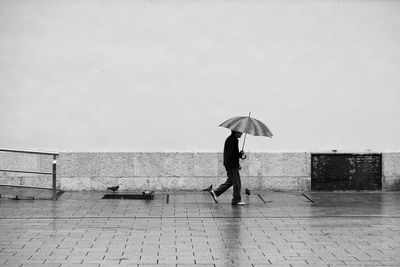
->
<box><xmin>58</xmin><ymin>153</ymin><xmax>74</xmax><ymax>177</ymax></box>
<box><xmin>298</xmin><ymin>177</ymin><xmax>311</xmax><ymax>191</ymax></box>
<box><xmin>248</xmin><ymin>153</ymin><xmax>263</xmax><ymax>177</ymax></box>
<box><xmin>15</xmin><ymin>177</ymin><xmax>53</xmax><ymax>188</ymax></box>
<box><xmin>38</xmin><ymin>176</ymin><xmax>53</xmax><ymax>188</ymax></box>
<box><xmin>383</xmin><ymin>175</ymin><xmax>400</xmax><ymax>191</ymax></box>
<box><xmin>160</xmin><ymin>153</ymin><xmax>194</xmax><ymax>177</ymax></box>
<box><xmin>261</xmin><ymin>153</ymin><xmax>284</xmax><ymax>177</ymax></box>
<box><xmin>98</xmin><ymin>153</ymin><xmax>134</xmax><ymax>177</ymax></box>
<box><xmin>282</xmin><ymin>152</ymin><xmax>311</xmax><ymax>177</ymax></box>
<box><xmin>91</xmin><ymin>177</ymin><xmax>119</xmax><ymax>190</ymax></box>
<box><xmin>147</xmin><ymin>177</ymin><xmax>212</xmax><ymax>191</ymax></box>
<box><xmin>194</xmin><ymin>153</ymin><xmax>218</xmax><ymax>177</ymax></box>
<box><xmin>383</xmin><ymin>153</ymin><xmax>400</xmax><ymax>176</ymax></box>
<box><xmin>217</xmin><ymin>154</ymin><xmax>225</xmax><ymax>177</ymax></box>
<box><xmin>71</xmin><ymin>153</ymin><xmax>100</xmax><ymax>177</ymax></box>
<box><xmin>118</xmin><ymin>177</ymin><xmax>151</xmax><ymax>190</ymax></box>
<box><xmin>1</xmin><ymin>170</ymin><xmax>34</xmax><ymax>178</ymax></box>
<box><xmin>0</xmin><ymin>176</ymin><xmax>35</xmax><ymax>186</ymax></box>
<box><xmin>0</xmin><ymin>152</ymin><xmax>39</xmax><ymax>172</ymax></box>
<box><xmin>61</xmin><ymin>177</ymin><xmax>91</xmax><ymax>190</ymax></box>
<box><xmin>150</xmin><ymin>177</ymin><xmax>177</xmax><ymax>191</ymax></box>
<box><xmin>38</xmin><ymin>155</ymin><xmax>54</xmax><ymax>174</ymax></box>
<box><xmin>0</xmin><ymin>152</ymin><xmax>42</xmax><ymax>182</ymax></box>
<box><xmin>175</xmin><ymin>177</ymin><xmax>208</xmax><ymax>190</ymax></box>
<box><xmin>260</xmin><ymin>177</ymin><xmax>299</xmax><ymax>191</ymax></box>
<box><xmin>239</xmin><ymin>157</ymin><xmax>250</xmax><ymax>177</ymax></box>
<box><xmin>134</xmin><ymin>153</ymin><xmax>161</xmax><ymax>177</ymax></box>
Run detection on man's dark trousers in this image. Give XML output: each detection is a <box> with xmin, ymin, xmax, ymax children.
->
<box><xmin>214</xmin><ymin>167</ymin><xmax>241</xmax><ymax>204</ymax></box>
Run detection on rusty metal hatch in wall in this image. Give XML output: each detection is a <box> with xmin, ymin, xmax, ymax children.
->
<box><xmin>311</xmin><ymin>153</ymin><xmax>382</xmax><ymax>191</ymax></box>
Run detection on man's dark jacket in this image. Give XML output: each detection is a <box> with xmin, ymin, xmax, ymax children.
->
<box><xmin>223</xmin><ymin>133</ymin><xmax>241</xmax><ymax>168</ymax></box>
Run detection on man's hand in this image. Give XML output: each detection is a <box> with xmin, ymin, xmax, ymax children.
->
<box><xmin>240</xmin><ymin>150</ymin><xmax>247</xmax><ymax>159</ymax></box>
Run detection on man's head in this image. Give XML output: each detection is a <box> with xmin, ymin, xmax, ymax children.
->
<box><xmin>231</xmin><ymin>130</ymin><xmax>243</xmax><ymax>138</ymax></box>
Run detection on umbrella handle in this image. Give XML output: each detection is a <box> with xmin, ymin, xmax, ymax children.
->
<box><xmin>241</xmin><ymin>111</ymin><xmax>251</xmax><ymax>151</ymax></box>
<box><xmin>241</xmin><ymin>133</ymin><xmax>247</xmax><ymax>160</ymax></box>
<box><xmin>242</xmin><ymin>133</ymin><xmax>247</xmax><ymax>151</ymax></box>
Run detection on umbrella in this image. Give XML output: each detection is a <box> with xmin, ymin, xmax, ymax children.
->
<box><xmin>219</xmin><ymin>112</ymin><xmax>273</xmax><ymax>150</ymax></box>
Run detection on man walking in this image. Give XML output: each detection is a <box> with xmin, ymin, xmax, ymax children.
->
<box><xmin>210</xmin><ymin>130</ymin><xmax>246</xmax><ymax>205</ymax></box>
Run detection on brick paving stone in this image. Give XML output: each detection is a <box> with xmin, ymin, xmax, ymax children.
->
<box><xmin>0</xmin><ymin>191</ymin><xmax>400</xmax><ymax>266</ymax></box>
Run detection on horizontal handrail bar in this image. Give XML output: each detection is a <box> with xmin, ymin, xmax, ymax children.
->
<box><xmin>0</xmin><ymin>169</ymin><xmax>53</xmax><ymax>175</ymax></box>
<box><xmin>0</xmin><ymin>148</ymin><xmax>58</xmax><ymax>156</ymax></box>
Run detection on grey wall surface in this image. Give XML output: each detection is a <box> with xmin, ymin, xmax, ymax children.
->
<box><xmin>1</xmin><ymin>152</ymin><xmax>399</xmax><ymax>191</ymax></box>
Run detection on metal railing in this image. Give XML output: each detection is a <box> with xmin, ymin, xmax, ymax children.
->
<box><xmin>0</xmin><ymin>148</ymin><xmax>59</xmax><ymax>200</ymax></box>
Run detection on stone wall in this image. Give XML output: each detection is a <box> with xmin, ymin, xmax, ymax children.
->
<box><xmin>58</xmin><ymin>152</ymin><xmax>311</xmax><ymax>191</ymax></box>
<box><xmin>1</xmin><ymin>152</ymin><xmax>399</xmax><ymax>191</ymax></box>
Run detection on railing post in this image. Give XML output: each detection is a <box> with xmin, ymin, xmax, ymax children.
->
<box><xmin>52</xmin><ymin>155</ymin><xmax>57</xmax><ymax>200</ymax></box>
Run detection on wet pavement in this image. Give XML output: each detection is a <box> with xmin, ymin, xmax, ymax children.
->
<box><xmin>0</xmin><ymin>189</ymin><xmax>399</xmax><ymax>266</ymax></box>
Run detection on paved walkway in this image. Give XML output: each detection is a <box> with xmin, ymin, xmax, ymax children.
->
<box><xmin>0</xmin><ymin>188</ymin><xmax>399</xmax><ymax>267</ymax></box>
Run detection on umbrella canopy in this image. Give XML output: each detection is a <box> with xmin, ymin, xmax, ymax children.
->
<box><xmin>219</xmin><ymin>115</ymin><xmax>273</xmax><ymax>137</ymax></box>
<box><xmin>219</xmin><ymin>113</ymin><xmax>273</xmax><ymax>151</ymax></box>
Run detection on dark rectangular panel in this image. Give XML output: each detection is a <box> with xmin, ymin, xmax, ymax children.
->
<box><xmin>311</xmin><ymin>153</ymin><xmax>382</xmax><ymax>191</ymax></box>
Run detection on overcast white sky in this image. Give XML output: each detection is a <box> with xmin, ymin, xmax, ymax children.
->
<box><xmin>1</xmin><ymin>0</ymin><xmax>399</xmax><ymax>152</ymax></box>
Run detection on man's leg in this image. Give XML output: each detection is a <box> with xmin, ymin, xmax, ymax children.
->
<box><xmin>227</xmin><ymin>168</ymin><xmax>241</xmax><ymax>204</ymax></box>
<box><xmin>213</xmin><ymin>174</ymin><xmax>233</xmax><ymax>197</ymax></box>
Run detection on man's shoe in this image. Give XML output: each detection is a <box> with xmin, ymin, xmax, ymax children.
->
<box><xmin>210</xmin><ymin>191</ymin><xmax>218</xmax><ymax>203</ymax></box>
<box><xmin>232</xmin><ymin>202</ymin><xmax>245</xmax><ymax>206</ymax></box>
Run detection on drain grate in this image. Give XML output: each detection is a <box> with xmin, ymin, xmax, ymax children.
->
<box><xmin>102</xmin><ymin>194</ymin><xmax>153</xmax><ymax>200</ymax></box>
